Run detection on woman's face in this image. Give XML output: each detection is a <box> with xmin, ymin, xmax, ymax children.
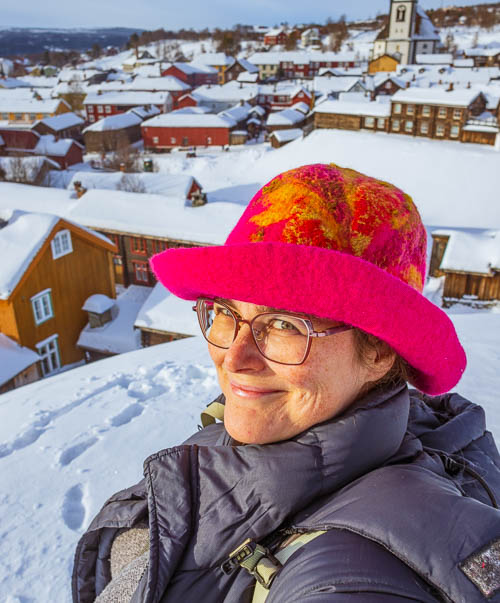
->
<box><xmin>208</xmin><ymin>299</ymin><xmax>391</xmax><ymax>445</ymax></box>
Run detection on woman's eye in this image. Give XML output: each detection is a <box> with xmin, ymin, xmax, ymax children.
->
<box><xmin>214</xmin><ymin>305</ymin><xmax>232</xmax><ymax>317</ymax></box>
<box><xmin>272</xmin><ymin>319</ymin><xmax>299</xmax><ymax>332</ymax></box>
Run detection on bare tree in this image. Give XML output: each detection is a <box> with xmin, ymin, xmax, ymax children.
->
<box><xmin>8</xmin><ymin>156</ymin><xmax>30</xmax><ymax>183</ymax></box>
<box><xmin>116</xmin><ymin>173</ymin><xmax>146</xmax><ymax>193</ymax></box>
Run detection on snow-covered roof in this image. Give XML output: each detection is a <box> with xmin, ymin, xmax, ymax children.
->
<box><xmin>236</xmin><ymin>58</ymin><xmax>259</xmax><ymax>74</ymax></box>
<box><xmin>35</xmin><ymin>135</ymin><xmax>81</xmax><ymax>157</ymax></box>
<box><xmin>191</xmin><ymin>82</ymin><xmax>258</xmax><ymax>104</ymax></box>
<box><xmin>0</xmin><ymin>208</ymin><xmax>113</xmax><ymax>299</ymax></box>
<box><xmin>142</xmin><ymin>113</ymin><xmax>235</xmax><ymax>129</ymax></box>
<box><xmin>0</xmin><ymin>334</ymin><xmax>39</xmax><ymax>386</ymax></box>
<box><xmin>83</xmin><ymin>91</ymin><xmax>171</xmax><ymax>106</ymax></box>
<box><xmin>127</xmin><ymin>76</ymin><xmax>191</xmax><ymax>92</ymax></box>
<box><xmin>78</xmin><ymin>285</ymin><xmax>149</xmax><ymax>355</ymax></box>
<box><xmin>66</xmin><ymin>188</ymin><xmax>245</xmax><ymax>245</ymax></box>
<box><xmin>465</xmin><ymin>48</ymin><xmax>500</xmax><ymax>58</ymax></box>
<box><xmin>36</xmin><ymin>112</ymin><xmax>84</xmax><ymax>131</ymax></box>
<box><xmin>290</xmin><ymin>101</ymin><xmax>310</xmax><ymax>114</ymax></box>
<box><xmin>66</xmin><ymin>172</ymin><xmax>197</xmax><ymax>198</ymax></box>
<box><xmin>129</xmin><ymin>105</ymin><xmax>161</xmax><ymax>120</ymax></box>
<box><xmin>82</xmin><ymin>293</ymin><xmax>115</xmax><ymax>314</ymax></box>
<box><xmin>219</xmin><ymin>102</ymin><xmax>253</xmax><ymax>123</ymax></box>
<box><xmin>237</xmin><ymin>71</ymin><xmax>259</xmax><ymax>83</ymax></box>
<box><xmin>172</xmin><ymin>62</ymin><xmax>217</xmax><ymax>75</ymax></box>
<box><xmin>415</xmin><ymin>54</ymin><xmax>453</xmax><ymax>65</ymax></box>
<box><xmin>83</xmin><ymin>111</ymin><xmax>143</xmax><ymax>133</ymax></box>
<box><xmin>134</xmin><ymin>283</ymin><xmax>198</xmax><ymax>335</ymax></box>
<box><xmin>0</xmin><ymin>209</ymin><xmax>59</xmax><ymax>299</ymax></box>
<box><xmin>0</xmin><ymin>97</ymin><xmax>68</xmax><ymax>114</ymax></box>
<box><xmin>391</xmin><ymin>87</ymin><xmax>483</xmax><ymax>107</ymax></box>
<box><xmin>266</xmin><ymin>108</ymin><xmax>305</xmax><ymax>126</ymax></box>
<box><xmin>248</xmin><ymin>51</ymin><xmax>358</xmax><ymax>67</ymax></box>
<box><xmin>453</xmin><ymin>59</ymin><xmax>474</xmax><ymax>68</ymax></box>
<box><xmin>312</xmin><ymin>99</ymin><xmax>391</xmax><ymax>117</ymax></box>
<box><xmin>269</xmin><ymin>128</ymin><xmax>303</xmax><ymax>143</ymax></box>
<box><xmin>313</xmin><ymin>76</ymin><xmax>363</xmax><ymax>94</ymax></box>
<box><xmin>434</xmin><ymin>229</ymin><xmax>500</xmax><ymax>274</ymax></box>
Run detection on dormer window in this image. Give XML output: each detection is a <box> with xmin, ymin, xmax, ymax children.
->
<box><xmin>396</xmin><ymin>5</ymin><xmax>406</xmax><ymax>22</ymax></box>
<box><xmin>51</xmin><ymin>229</ymin><xmax>73</xmax><ymax>259</ymax></box>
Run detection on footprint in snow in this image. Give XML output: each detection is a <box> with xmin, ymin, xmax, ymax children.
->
<box><xmin>58</xmin><ymin>437</ymin><xmax>98</xmax><ymax>467</ymax></box>
<box><xmin>109</xmin><ymin>403</ymin><xmax>144</xmax><ymax>427</ymax></box>
<box><xmin>62</xmin><ymin>484</ymin><xmax>86</xmax><ymax>531</ymax></box>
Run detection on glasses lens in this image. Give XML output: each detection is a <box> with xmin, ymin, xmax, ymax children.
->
<box><xmin>199</xmin><ymin>300</ymin><xmax>236</xmax><ymax>348</ymax></box>
<box><xmin>252</xmin><ymin>314</ymin><xmax>309</xmax><ymax>364</ymax></box>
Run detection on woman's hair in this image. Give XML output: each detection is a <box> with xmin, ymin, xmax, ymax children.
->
<box><xmin>352</xmin><ymin>328</ymin><xmax>412</xmax><ymax>393</ymax></box>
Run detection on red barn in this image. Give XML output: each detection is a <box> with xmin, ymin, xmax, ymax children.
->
<box><xmin>161</xmin><ymin>63</ymin><xmax>218</xmax><ymax>88</ymax></box>
<box><xmin>142</xmin><ymin>113</ymin><xmax>236</xmax><ymax>150</ymax></box>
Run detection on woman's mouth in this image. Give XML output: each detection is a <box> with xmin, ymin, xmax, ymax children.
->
<box><xmin>229</xmin><ymin>382</ymin><xmax>283</xmax><ymax>398</ymax></box>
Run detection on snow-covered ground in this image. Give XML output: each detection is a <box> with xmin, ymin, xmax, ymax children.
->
<box><xmin>0</xmin><ymin>294</ymin><xmax>499</xmax><ymax>601</ymax></box>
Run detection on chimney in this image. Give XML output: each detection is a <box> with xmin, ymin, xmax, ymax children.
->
<box><xmin>97</xmin><ymin>89</ymin><xmax>102</xmax><ymax>95</ymax></box>
<box><xmin>73</xmin><ymin>181</ymin><xmax>87</xmax><ymax>198</ymax></box>
<box><xmin>406</xmin><ymin>81</ymin><xmax>411</xmax><ymax>89</ymax></box>
<box><xmin>467</xmin><ymin>81</ymin><xmax>471</xmax><ymax>89</ymax></box>
<box><xmin>447</xmin><ymin>82</ymin><xmax>454</xmax><ymax>92</ymax></box>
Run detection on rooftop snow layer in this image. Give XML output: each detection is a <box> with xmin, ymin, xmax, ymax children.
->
<box><xmin>134</xmin><ymin>282</ymin><xmax>198</xmax><ymax>335</ymax></box>
<box><xmin>392</xmin><ymin>87</ymin><xmax>484</xmax><ymax>107</ymax></box>
<box><xmin>77</xmin><ymin>285</ymin><xmax>149</xmax><ymax>355</ymax></box>
<box><xmin>270</xmin><ymin>128</ymin><xmax>303</xmax><ymax>143</ymax></box>
<box><xmin>142</xmin><ymin>113</ymin><xmax>236</xmax><ymax>129</ymax></box>
<box><xmin>313</xmin><ymin>99</ymin><xmax>391</xmax><ymax>117</ymax></box>
<box><xmin>0</xmin><ymin>209</ymin><xmax>59</xmax><ymax>299</ymax></box>
<box><xmin>266</xmin><ymin>108</ymin><xmax>305</xmax><ymax>126</ymax></box>
<box><xmin>82</xmin><ymin>294</ymin><xmax>115</xmax><ymax>314</ymax></box>
<box><xmin>435</xmin><ymin>229</ymin><xmax>500</xmax><ymax>273</ymax></box>
<box><xmin>83</xmin><ymin>111</ymin><xmax>143</xmax><ymax>132</ymax></box>
<box><xmin>36</xmin><ymin>112</ymin><xmax>84</xmax><ymax>131</ymax></box>
<box><xmin>66</xmin><ymin>188</ymin><xmax>245</xmax><ymax>244</ymax></box>
<box><xmin>0</xmin><ymin>333</ymin><xmax>40</xmax><ymax>386</ymax></box>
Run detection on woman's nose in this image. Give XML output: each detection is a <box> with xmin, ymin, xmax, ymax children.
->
<box><xmin>223</xmin><ymin>322</ymin><xmax>266</xmax><ymax>373</ymax></box>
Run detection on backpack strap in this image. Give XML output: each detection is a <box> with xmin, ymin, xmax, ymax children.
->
<box><xmin>252</xmin><ymin>531</ymin><xmax>326</xmax><ymax>602</ymax></box>
<box><xmin>200</xmin><ymin>401</ymin><xmax>225</xmax><ymax>427</ymax></box>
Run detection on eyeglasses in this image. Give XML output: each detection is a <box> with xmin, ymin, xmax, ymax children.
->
<box><xmin>193</xmin><ymin>298</ymin><xmax>352</xmax><ymax>366</ymax></box>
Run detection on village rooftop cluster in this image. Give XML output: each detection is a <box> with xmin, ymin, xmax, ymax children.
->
<box><xmin>0</xmin><ymin>0</ymin><xmax>499</xmax><ymax>393</ymax></box>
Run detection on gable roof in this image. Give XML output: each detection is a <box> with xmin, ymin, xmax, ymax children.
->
<box><xmin>36</xmin><ymin>112</ymin><xmax>85</xmax><ymax>132</ymax></box>
<box><xmin>0</xmin><ymin>209</ymin><xmax>115</xmax><ymax>300</ymax></box>
<box><xmin>0</xmin><ymin>333</ymin><xmax>40</xmax><ymax>386</ymax></box>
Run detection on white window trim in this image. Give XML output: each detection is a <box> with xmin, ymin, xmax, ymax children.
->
<box><xmin>51</xmin><ymin>229</ymin><xmax>73</xmax><ymax>260</ymax></box>
<box><xmin>35</xmin><ymin>334</ymin><xmax>61</xmax><ymax>376</ymax></box>
<box><xmin>31</xmin><ymin>289</ymin><xmax>54</xmax><ymax>325</ymax></box>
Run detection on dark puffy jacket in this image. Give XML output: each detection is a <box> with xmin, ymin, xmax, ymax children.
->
<box><xmin>72</xmin><ymin>384</ymin><xmax>500</xmax><ymax>602</ymax></box>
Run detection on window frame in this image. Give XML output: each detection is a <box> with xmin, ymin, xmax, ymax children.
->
<box><xmin>422</xmin><ymin>105</ymin><xmax>431</xmax><ymax>117</ymax></box>
<box><xmin>153</xmin><ymin>239</ymin><xmax>168</xmax><ymax>254</ymax></box>
<box><xmin>36</xmin><ymin>334</ymin><xmax>61</xmax><ymax>376</ymax></box>
<box><xmin>377</xmin><ymin>117</ymin><xmax>386</xmax><ymax>129</ymax></box>
<box><xmin>364</xmin><ymin>116</ymin><xmax>375</xmax><ymax>128</ymax></box>
<box><xmin>393</xmin><ymin>103</ymin><xmax>402</xmax><ymax>115</ymax></box>
<box><xmin>450</xmin><ymin>124</ymin><xmax>460</xmax><ymax>138</ymax></box>
<box><xmin>420</xmin><ymin>121</ymin><xmax>429</xmax><ymax>135</ymax></box>
<box><xmin>51</xmin><ymin>229</ymin><xmax>73</xmax><ymax>260</ymax></box>
<box><xmin>130</xmin><ymin>237</ymin><xmax>147</xmax><ymax>255</ymax></box>
<box><xmin>437</xmin><ymin>106</ymin><xmax>447</xmax><ymax>119</ymax></box>
<box><xmin>132</xmin><ymin>260</ymin><xmax>150</xmax><ymax>284</ymax></box>
<box><xmin>406</xmin><ymin>104</ymin><xmax>414</xmax><ymax>116</ymax></box>
<box><xmin>31</xmin><ymin>289</ymin><xmax>54</xmax><ymax>325</ymax></box>
<box><xmin>436</xmin><ymin>123</ymin><xmax>445</xmax><ymax>137</ymax></box>
<box><xmin>405</xmin><ymin>120</ymin><xmax>414</xmax><ymax>133</ymax></box>
<box><xmin>453</xmin><ymin>109</ymin><xmax>462</xmax><ymax>120</ymax></box>
<box><xmin>392</xmin><ymin>118</ymin><xmax>401</xmax><ymax>132</ymax></box>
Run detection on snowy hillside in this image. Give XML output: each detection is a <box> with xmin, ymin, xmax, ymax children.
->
<box><xmin>0</xmin><ymin>299</ymin><xmax>500</xmax><ymax>601</ymax></box>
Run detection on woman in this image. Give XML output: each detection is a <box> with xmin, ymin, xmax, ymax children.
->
<box><xmin>73</xmin><ymin>164</ymin><xmax>500</xmax><ymax>603</ymax></box>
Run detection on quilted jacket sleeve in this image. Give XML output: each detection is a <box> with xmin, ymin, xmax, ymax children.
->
<box><xmin>266</xmin><ymin>529</ymin><xmax>442</xmax><ymax>603</ymax></box>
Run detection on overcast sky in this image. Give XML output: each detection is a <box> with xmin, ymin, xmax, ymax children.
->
<box><xmin>4</xmin><ymin>0</ymin><xmax>499</xmax><ymax>30</ymax></box>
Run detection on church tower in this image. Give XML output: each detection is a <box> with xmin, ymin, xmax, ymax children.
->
<box><xmin>388</xmin><ymin>0</ymin><xmax>417</xmax><ymax>41</ymax></box>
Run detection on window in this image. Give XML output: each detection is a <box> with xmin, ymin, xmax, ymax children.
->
<box><xmin>422</xmin><ymin>105</ymin><xmax>431</xmax><ymax>117</ymax></box>
<box><xmin>14</xmin><ymin>113</ymin><xmax>22</xmax><ymax>120</ymax></box>
<box><xmin>133</xmin><ymin>261</ymin><xmax>149</xmax><ymax>284</ymax></box>
<box><xmin>393</xmin><ymin>103</ymin><xmax>402</xmax><ymax>114</ymax></box>
<box><xmin>97</xmin><ymin>105</ymin><xmax>103</xmax><ymax>113</ymax></box>
<box><xmin>392</xmin><ymin>119</ymin><xmax>401</xmax><ymax>131</ymax></box>
<box><xmin>89</xmin><ymin>115</ymin><xmax>95</xmax><ymax>123</ymax></box>
<box><xmin>396</xmin><ymin>6</ymin><xmax>406</xmax><ymax>22</ymax></box>
<box><xmin>453</xmin><ymin>109</ymin><xmax>461</xmax><ymax>120</ymax></box>
<box><xmin>51</xmin><ymin>230</ymin><xmax>73</xmax><ymax>259</ymax></box>
<box><xmin>130</xmin><ymin>237</ymin><xmax>147</xmax><ymax>255</ymax></box>
<box><xmin>405</xmin><ymin>120</ymin><xmax>414</xmax><ymax>132</ymax></box>
<box><xmin>207</xmin><ymin>136</ymin><xmax>212</xmax><ymax>144</ymax></box>
<box><xmin>385</xmin><ymin>81</ymin><xmax>392</xmax><ymax>89</ymax></box>
<box><xmin>364</xmin><ymin>116</ymin><xmax>375</xmax><ymax>128</ymax></box>
<box><xmin>182</xmin><ymin>136</ymin><xmax>189</xmax><ymax>146</ymax></box>
<box><xmin>170</xmin><ymin>137</ymin><xmax>176</xmax><ymax>144</ymax></box>
<box><xmin>105</xmin><ymin>105</ymin><xmax>111</xmax><ymax>113</ymax></box>
<box><xmin>437</xmin><ymin>107</ymin><xmax>447</xmax><ymax>119</ymax></box>
<box><xmin>420</xmin><ymin>121</ymin><xmax>429</xmax><ymax>134</ymax></box>
<box><xmin>450</xmin><ymin>124</ymin><xmax>460</xmax><ymax>138</ymax></box>
<box><xmin>36</xmin><ymin>334</ymin><xmax>61</xmax><ymax>376</ymax></box>
<box><xmin>436</xmin><ymin>123</ymin><xmax>445</xmax><ymax>136</ymax></box>
<box><xmin>31</xmin><ymin>289</ymin><xmax>54</xmax><ymax>325</ymax></box>
<box><xmin>153</xmin><ymin>240</ymin><xmax>168</xmax><ymax>253</ymax></box>
<box><xmin>29</xmin><ymin>113</ymin><xmax>36</xmax><ymax>120</ymax></box>
<box><xmin>377</xmin><ymin>118</ymin><xmax>386</xmax><ymax>129</ymax></box>
<box><xmin>406</xmin><ymin>104</ymin><xmax>414</xmax><ymax>115</ymax></box>
<box><xmin>153</xmin><ymin>136</ymin><xmax>159</xmax><ymax>144</ymax></box>
<box><xmin>87</xmin><ymin>106</ymin><xmax>94</xmax><ymax>113</ymax></box>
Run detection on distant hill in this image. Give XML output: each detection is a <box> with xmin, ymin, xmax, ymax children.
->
<box><xmin>0</xmin><ymin>27</ymin><xmax>142</xmax><ymax>57</ymax></box>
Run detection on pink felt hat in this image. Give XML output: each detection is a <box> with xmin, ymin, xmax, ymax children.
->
<box><xmin>150</xmin><ymin>163</ymin><xmax>466</xmax><ymax>395</ymax></box>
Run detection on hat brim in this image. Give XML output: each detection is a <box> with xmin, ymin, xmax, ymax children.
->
<box><xmin>150</xmin><ymin>241</ymin><xmax>466</xmax><ymax>395</ymax></box>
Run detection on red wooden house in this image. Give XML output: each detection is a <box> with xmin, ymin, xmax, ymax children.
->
<box><xmin>161</xmin><ymin>63</ymin><xmax>218</xmax><ymax>88</ymax></box>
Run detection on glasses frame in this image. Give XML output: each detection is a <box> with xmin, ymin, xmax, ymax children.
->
<box><xmin>193</xmin><ymin>297</ymin><xmax>352</xmax><ymax>366</ymax></box>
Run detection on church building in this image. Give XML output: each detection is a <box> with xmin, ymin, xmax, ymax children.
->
<box><xmin>372</xmin><ymin>0</ymin><xmax>441</xmax><ymax>65</ymax></box>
